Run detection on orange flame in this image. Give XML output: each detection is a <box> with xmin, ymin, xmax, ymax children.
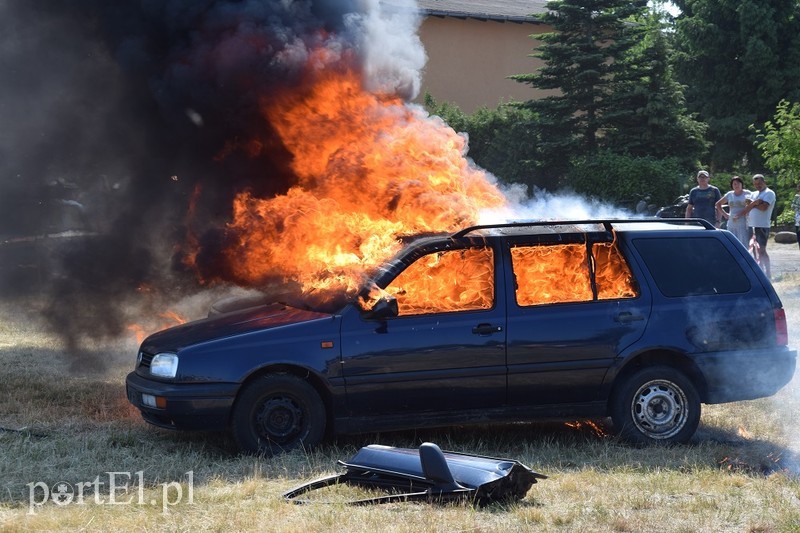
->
<box><xmin>512</xmin><ymin>242</ymin><xmax>637</xmax><ymax>306</ymax></box>
<box><xmin>512</xmin><ymin>245</ymin><xmax>593</xmax><ymax>306</ymax></box>
<box><xmin>384</xmin><ymin>247</ymin><xmax>495</xmax><ymax>315</ymax></box>
<box><xmin>126</xmin><ymin>324</ymin><xmax>148</xmax><ymax>346</ymax></box>
<box><xmin>185</xmin><ymin>50</ymin><xmax>637</xmax><ymax>314</ymax></box>
<box><xmin>127</xmin><ymin>311</ymin><xmax>188</xmax><ymax>344</ymax></box>
<box><xmin>594</xmin><ymin>242</ymin><xmax>638</xmax><ymax>299</ymax></box>
<box><xmin>564</xmin><ymin>419</ymin><xmax>609</xmax><ymax>438</ymax></box>
<box><xmin>217</xmin><ymin>56</ymin><xmax>506</xmax><ymax>298</ymax></box>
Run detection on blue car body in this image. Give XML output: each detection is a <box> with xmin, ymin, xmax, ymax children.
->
<box><xmin>126</xmin><ymin>220</ymin><xmax>796</xmax><ymax>449</ymax></box>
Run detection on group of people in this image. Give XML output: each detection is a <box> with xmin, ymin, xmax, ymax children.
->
<box><xmin>684</xmin><ymin>170</ymin><xmax>778</xmax><ymax>278</ymax></box>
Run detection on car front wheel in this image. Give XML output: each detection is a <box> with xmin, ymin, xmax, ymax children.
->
<box><xmin>610</xmin><ymin>366</ymin><xmax>700</xmax><ymax>445</ymax></box>
<box><xmin>232</xmin><ymin>373</ymin><xmax>326</xmax><ymax>455</ymax></box>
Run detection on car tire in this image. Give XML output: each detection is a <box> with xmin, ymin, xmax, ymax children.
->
<box><xmin>232</xmin><ymin>373</ymin><xmax>326</xmax><ymax>455</ymax></box>
<box><xmin>610</xmin><ymin>366</ymin><xmax>700</xmax><ymax>445</ymax></box>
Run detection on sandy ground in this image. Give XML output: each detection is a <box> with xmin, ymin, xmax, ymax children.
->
<box><xmin>768</xmin><ymin>240</ymin><xmax>800</xmax><ymax>277</ymax></box>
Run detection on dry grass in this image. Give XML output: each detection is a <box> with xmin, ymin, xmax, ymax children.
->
<box><xmin>2</xmin><ymin>276</ymin><xmax>800</xmax><ymax>531</ymax></box>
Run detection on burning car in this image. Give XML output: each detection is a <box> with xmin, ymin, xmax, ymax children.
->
<box><xmin>126</xmin><ymin>219</ymin><xmax>796</xmax><ymax>454</ymax></box>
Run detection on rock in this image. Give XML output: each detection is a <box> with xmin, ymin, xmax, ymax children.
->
<box><xmin>774</xmin><ymin>231</ymin><xmax>798</xmax><ymax>244</ymax></box>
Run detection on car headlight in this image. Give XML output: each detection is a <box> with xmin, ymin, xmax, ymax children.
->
<box><xmin>150</xmin><ymin>353</ymin><xmax>179</xmax><ymax>378</ymax></box>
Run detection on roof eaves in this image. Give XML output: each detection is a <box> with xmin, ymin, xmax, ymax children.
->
<box><xmin>421</xmin><ymin>9</ymin><xmax>543</xmax><ymax>23</ymax></box>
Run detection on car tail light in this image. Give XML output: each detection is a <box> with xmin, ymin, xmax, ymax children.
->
<box><xmin>774</xmin><ymin>308</ymin><xmax>789</xmax><ymax>346</ymax></box>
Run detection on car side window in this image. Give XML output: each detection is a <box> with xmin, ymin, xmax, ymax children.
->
<box><xmin>593</xmin><ymin>242</ymin><xmax>639</xmax><ymax>300</ymax></box>
<box><xmin>511</xmin><ymin>244</ymin><xmax>592</xmax><ymax>305</ymax></box>
<box><xmin>511</xmin><ymin>242</ymin><xmax>638</xmax><ymax>306</ymax></box>
<box><xmin>384</xmin><ymin>247</ymin><xmax>494</xmax><ymax>316</ymax></box>
<box><xmin>632</xmin><ymin>237</ymin><xmax>750</xmax><ymax>296</ymax></box>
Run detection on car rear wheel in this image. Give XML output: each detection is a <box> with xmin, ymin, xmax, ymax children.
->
<box><xmin>610</xmin><ymin>366</ymin><xmax>700</xmax><ymax>445</ymax></box>
<box><xmin>232</xmin><ymin>374</ymin><xmax>326</xmax><ymax>455</ymax></box>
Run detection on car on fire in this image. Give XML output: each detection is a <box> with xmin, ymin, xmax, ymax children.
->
<box><xmin>126</xmin><ymin>219</ymin><xmax>796</xmax><ymax>454</ymax></box>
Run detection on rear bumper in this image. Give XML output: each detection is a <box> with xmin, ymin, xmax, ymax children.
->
<box><xmin>694</xmin><ymin>347</ymin><xmax>797</xmax><ymax>403</ymax></box>
<box><xmin>125</xmin><ymin>372</ymin><xmax>239</xmax><ymax>431</ymax></box>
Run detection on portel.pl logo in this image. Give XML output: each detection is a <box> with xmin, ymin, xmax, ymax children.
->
<box><xmin>27</xmin><ymin>471</ymin><xmax>193</xmax><ymax>514</ymax></box>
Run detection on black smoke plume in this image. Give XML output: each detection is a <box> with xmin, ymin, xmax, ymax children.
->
<box><xmin>0</xmin><ymin>0</ymin><xmax>423</xmax><ymax>357</ymax></box>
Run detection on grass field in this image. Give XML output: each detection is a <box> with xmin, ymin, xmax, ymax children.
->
<box><xmin>1</xmin><ymin>275</ymin><xmax>800</xmax><ymax>531</ymax></box>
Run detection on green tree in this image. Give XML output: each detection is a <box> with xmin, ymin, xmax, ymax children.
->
<box><xmin>754</xmin><ymin>99</ymin><xmax>800</xmax><ymax>188</ymax></box>
<box><xmin>603</xmin><ymin>8</ymin><xmax>708</xmax><ymax>165</ymax></box>
<box><xmin>512</xmin><ymin>0</ymin><xmax>648</xmax><ymax>181</ymax></box>
<box><xmin>567</xmin><ymin>150</ymin><xmax>685</xmax><ymax>207</ymax></box>
<box><xmin>672</xmin><ymin>0</ymin><xmax>800</xmax><ymax>168</ymax></box>
<box><xmin>423</xmin><ymin>94</ymin><xmax>540</xmax><ymax>190</ymax></box>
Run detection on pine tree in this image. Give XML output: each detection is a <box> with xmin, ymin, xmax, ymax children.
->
<box><xmin>603</xmin><ymin>9</ymin><xmax>707</xmax><ymax>164</ymax></box>
<box><xmin>672</xmin><ymin>0</ymin><xmax>800</xmax><ymax>168</ymax></box>
<box><xmin>512</xmin><ymin>0</ymin><xmax>648</xmax><ymax>179</ymax></box>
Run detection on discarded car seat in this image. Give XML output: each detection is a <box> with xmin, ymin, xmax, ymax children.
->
<box><xmin>283</xmin><ymin>442</ymin><xmax>547</xmax><ymax>506</ymax></box>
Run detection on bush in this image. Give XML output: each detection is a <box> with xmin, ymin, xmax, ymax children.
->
<box><xmin>424</xmin><ymin>95</ymin><xmax>691</xmax><ymax>204</ymax></box>
<box><xmin>566</xmin><ymin>151</ymin><xmax>686</xmax><ymax>207</ymax></box>
<box><xmin>424</xmin><ymin>94</ymin><xmax>540</xmax><ymax>190</ymax></box>
<box><xmin>772</xmin><ymin>179</ymin><xmax>797</xmax><ymax>226</ymax></box>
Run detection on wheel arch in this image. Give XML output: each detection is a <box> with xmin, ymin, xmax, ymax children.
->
<box><xmin>608</xmin><ymin>349</ymin><xmax>709</xmax><ymax>408</ymax></box>
<box><xmin>232</xmin><ymin>364</ymin><xmax>335</xmax><ymax>433</ymax></box>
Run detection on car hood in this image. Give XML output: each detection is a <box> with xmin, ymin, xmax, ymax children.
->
<box><xmin>140</xmin><ymin>303</ymin><xmax>333</xmax><ymax>352</ymax></box>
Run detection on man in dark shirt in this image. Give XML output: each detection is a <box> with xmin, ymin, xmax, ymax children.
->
<box><xmin>685</xmin><ymin>170</ymin><xmax>722</xmax><ymax>226</ymax></box>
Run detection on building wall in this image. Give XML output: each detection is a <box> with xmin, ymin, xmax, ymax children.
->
<box><xmin>415</xmin><ymin>16</ymin><xmax>552</xmax><ymax>113</ymax></box>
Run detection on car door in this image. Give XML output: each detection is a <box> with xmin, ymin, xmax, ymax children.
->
<box><xmin>339</xmin><ymin>243</ymin><xmax>507</xmax><ymax>416</ymax></box>
<box><xmin>504</xmin><ymin>239</ymin><xmax>650</xmax><ymax>405</ymax></box>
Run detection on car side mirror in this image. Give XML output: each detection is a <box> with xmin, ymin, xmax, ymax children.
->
<box><xmin>362</xmin><ymin>296</ymin><xmax>399</xmax><ymax>320</ymax></box>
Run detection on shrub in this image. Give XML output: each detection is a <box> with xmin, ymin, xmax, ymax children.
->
<box><xmin>424</xmin><ymin>94</ymin><xmax>540</xmax><ymax>190</ymax></box>
<box><xmin>567</xmin><ymin>151</ymin><xmax>685</xmax><ymax>208</ymax></box>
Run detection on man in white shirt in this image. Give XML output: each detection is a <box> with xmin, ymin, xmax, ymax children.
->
<box><xmin>739</xmin><ymin>174</ymin><xmax>776</xmax><ymax>278</ymax></box>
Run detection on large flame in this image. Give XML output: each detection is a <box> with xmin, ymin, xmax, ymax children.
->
<box><xmin>220</xmin><ymin>56</ymin><xmax>506</xmax><ymax>297</ymax></box>
<box><xmin>593</xmin><ymin>241</ymin><xmax>638</xmax><ymax>300</ymax></box>
<box><xmin>512</xmin><ymin>245</ymin><xmax>593</xmax><ymax>306</ymax></box>
<box><xmin>189</xmin><ymin>50</ymin><xmax>637</xmax><ymax>314</ymax></box>
<box><xmin>385</xmin><ymin>247</ymin><xmax>495</xmax><ymax>315</ymax></box>
<box><xmin>512</xmin><ymin>242</ymin><xmax>637</xmax><ymax>306</ymax></box>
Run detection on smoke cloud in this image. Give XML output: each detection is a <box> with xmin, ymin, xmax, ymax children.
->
<box><xmin>0</xmin><ymin>0</ymin><xmax>425</xmax><ymax>355</ymax></box>
<box><xmin>0</xmin><ymin>0</ymin><xmax>624</xmax><ymax>362</ymax></box>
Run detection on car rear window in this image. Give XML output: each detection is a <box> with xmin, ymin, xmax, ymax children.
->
<box><xmin>632</xmin><ymin>237</ymin><xmax>751</xmax><ymax>296</ymax></box>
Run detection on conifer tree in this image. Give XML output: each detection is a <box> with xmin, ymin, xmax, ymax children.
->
<box><xmin>603</xmin><ymin>9</ymin><xmax>707</xmax><ymax>164</ymax></box>
<box><xmin>672</xmin><ymin>0</ymin><xmax>800</xmax><ymax>167</ymax></box>
<box><xmin>513</xmin><ymin>0</ymin><xmax>647</xmax><ymax>179</ymax></box>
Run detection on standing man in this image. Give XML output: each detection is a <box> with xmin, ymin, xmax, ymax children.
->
<box><xmin>738</xmin><ymin>174</ymin><xmax>776</xmax><ymax>278</ymax></box>
<box><xmin>685</xmin><ymin>170</ymin><xmax>722</xmax><ymax>226</ymax></box>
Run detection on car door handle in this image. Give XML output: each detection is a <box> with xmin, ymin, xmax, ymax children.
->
<box><xmin>615</xmin><ymin>312</ymin><xmax>645</xmax><ymax>323</ymax></box>
<box><xmin>472</xmin><ymin>323</ymin><xmax>503</xmax><ymax>335</ymax></box>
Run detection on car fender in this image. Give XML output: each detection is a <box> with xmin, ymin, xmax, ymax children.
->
<box><xmin>598</xmin><ymin>344</ymin><xmax>708</xmax><ymax>403</ymax></box>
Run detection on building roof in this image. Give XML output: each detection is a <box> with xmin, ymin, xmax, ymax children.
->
<box><xmin>415</xmin><ymin>0</ymin><xmax>548</xmax><ymax>22</ymax></box>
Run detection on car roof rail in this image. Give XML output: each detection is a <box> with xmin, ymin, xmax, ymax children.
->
<box><xmin>451</xmin><ymin>218</ymin><xmax>715</xmax><ymax>238</ymax></box>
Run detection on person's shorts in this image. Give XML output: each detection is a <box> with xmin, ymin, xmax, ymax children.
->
<box><xmin>750</xmin><ymin>227</ymin><xmax>770</xmax><ymax>249</ymax></box>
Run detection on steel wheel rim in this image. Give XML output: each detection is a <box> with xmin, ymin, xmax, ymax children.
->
<box><xmin>630</xmin><ymin>379</ymin><xmax>688</xmax><ymax>440</ymax></box>
<box><xmin>255</xmin><ymin>397</ymin><xmax>304</xmax><ymax>443</ymax></box>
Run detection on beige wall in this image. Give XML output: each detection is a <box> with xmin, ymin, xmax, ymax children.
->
<box><xmin>415</xmin><ymin>17</ymin><xmax>552</xmax><ymax>113</ymax></box>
